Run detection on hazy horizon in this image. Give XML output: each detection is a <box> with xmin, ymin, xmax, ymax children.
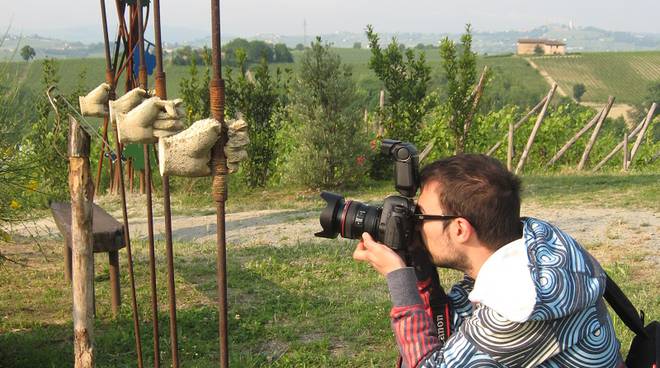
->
<box><xmin>2</xmin><ymin>0</ymin><xmax>659</xmax><ymax>44</ymax></box>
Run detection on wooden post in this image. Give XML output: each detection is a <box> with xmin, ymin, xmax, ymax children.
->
<box><xmin>68</xmin><ymin>115</ymin><xmax>95</xmax><ymax>368</ymax></box>
<box><xmin>545</xmin><ymin>109</ymin><xmax>603</xmax><ymax>168</ymax></box>
<box><xmin>486</xmin><ymin>96</ymin><xmax>547</xmax><ymax>156</ymax></box>
<box><xmin>515</xmin><ymin>83</ymin><xmax>557</xmax><ymax>174</ymax></box>
<box><xmin>461</xmin><ymin>66</ymin><xmax>488</xmax><ymax>151</ymax></box>
<box><xmin>591</xmin><ymin>116</ymin><xmax>648</xmax><ymax>172</ymax></box>
<box><xmin>628</xmin><ymin>102</ymin><xmax>657</xmax><ymax>168</ymax></box>
<box><xmin>378</xmin><ymin>90</ymin><xmax>385</xmax><ymax>136</ymax></box>
<box><xmin>419</xmin><ymin>141</ymin><xmax>435</xmax><ymax>163</ymax></box>
<box><xmin>577</xmin><ymin>96</ymin><xmax>615</xmax><ymax>170</ymax></box>
<box><xmin>622</xmin><ymin>133</ymin><xmax>629</xmax><ymax>172</ymax></box>
<box><xmin>507</xmin><ymin>120</ymin><xmax>514</xmax><ymax>171</ymax></box>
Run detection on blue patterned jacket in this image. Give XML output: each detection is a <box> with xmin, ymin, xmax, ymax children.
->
<box><xmin>386</xmin><ymin>217</ymin><xmax>624</xmax><ymax>368</ymax></box>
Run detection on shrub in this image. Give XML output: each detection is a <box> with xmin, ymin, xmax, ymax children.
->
<box><xmin>278</xmin><ymin>38</ymin><xmax>370</xmax><ymax>188</ymax></box>
<box><xmin>225</xmin><ymin>53</ymin><xmax>289</xmax><ymax>187</ymax></box>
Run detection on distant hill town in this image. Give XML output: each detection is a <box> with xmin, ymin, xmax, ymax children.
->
<box><xmin>2</xmin><ymin>23</ymin><xmax>660</xmax><ymax>60</ymax></box>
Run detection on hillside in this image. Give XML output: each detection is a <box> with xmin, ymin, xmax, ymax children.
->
<box><xmin>4</xmin><ymin>50</ymin><xmax>550</xmax><ymax>114</ymax></box>
<box><xmin>6</xmin><ymin>50</ymin><xmax>658</xmax><ymax>115</ymax></box>
<box><xmin>529</xmin><ymin>51</ymin><xmax>660</xmax><ymax>104</ymax></box>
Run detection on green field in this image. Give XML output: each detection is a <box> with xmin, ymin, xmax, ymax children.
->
<box><xmin>6</xmin><ymin>49</ymin><xmax>660</xmax><ymax>110</ymax></box>
<box><xmin>5</xmin><ymin>48</ymin><xmax>550</xmax><ymax>113</ymax></box>
<box><xmin>530</xmin><ymin>51</ymin><xmax>660</xmax><ymax>104</ymax></box>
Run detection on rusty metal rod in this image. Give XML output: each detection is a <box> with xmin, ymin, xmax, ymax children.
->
<box><xmin>137</xmin><ymin>1</ymin><xmax>161</xmax><ymax>367</ymax></box>
<box><xmin>95</xmin><ymin>0</ymin><xmax>115</xmax><ymax>194</ymax></box>
<box><xmin>152</xmin><ymin>0</ymin><xmax>180</xmax><ymax>366</ymax></box>
<box><xmin>210</xmin><ymin>0</ymin><xmax>229</xmax><ymax>366</ymax></box>
<box><xmin>100</xmin><ymin>0</ymin><xmax>144</xmax><ymax>365</ymax></box>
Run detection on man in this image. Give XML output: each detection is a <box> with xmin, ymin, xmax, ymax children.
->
<box><xmin>353</xmin><ymin>154</ymin><xmax>624</xmax><ymax>367</ymax></box>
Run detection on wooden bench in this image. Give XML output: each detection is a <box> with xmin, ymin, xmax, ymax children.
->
<box><xmin>51</xmin><ymin>202</ymin><xmax>125</xmax><ymax>316</ymax></box>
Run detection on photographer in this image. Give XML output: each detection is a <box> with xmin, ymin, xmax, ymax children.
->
<box><xmin>353</xmin><ymin>154</ymin><xmax>625</xmax><ymax>368</ymax></box>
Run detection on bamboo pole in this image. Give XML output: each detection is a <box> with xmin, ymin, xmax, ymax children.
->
<box><xmin>628</xmin><ymin>103</ymin><xmax>657</xmax><ymax>168</ymax></box>
<box><xmin>545</xmin><ymin>109</ymin><xmax>603</xmax><ymax>168</ymax></box>
<box><xmin>486</xmin><ymin>96</ymin><xmax>547</xmax><ymax>156</ymax></box>
<box><xmin>152</xmin><ymin>0</ymin><xmax>181</xmax><ymax>365</ymax></box>
<box><xmin>507</xmin><ymin>120</ymin><xmax>513</xmax><ymax>171</ymax></box>
<box><xmin>591</xmin><ymin>115</ymin><xmax>648</xmax><ymax>172</ymax></box>
<box><xmin>515</xmin><ymin>83</ymin><xmax>557</xmax><ymax>174</ymax></box>
<box><xmin>623</xmin><ymin>133</ymin><xmax>629</xmax><ymax>172</ymax></box>
<box><xmin>576</xmin><ymin>96</ymin><xmax>615</xmax><ymax>171</ymax></box>
<box><xmin>69</xmin><ymin>116</ymin><xmax>95</xmax><ymax>368</ymax></box>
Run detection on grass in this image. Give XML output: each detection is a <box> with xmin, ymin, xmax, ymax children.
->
<box><xmin>1</xmin><ymin>173</ymin><xmax>658</xmax><ymax>366</ymax></box>
<box><xmin>530</xmin><ymin>51</ymin><xmax>660</xmax><ymax>104</ymax></box>
<box><xmin>91</xmin><ymin>172</ymin><xmax>659</xmax><ymax>220</ymax></box>
<box><xmin>521</xmin><ymin>173</ymin><xmax>660</xmax><ymax>212</ymax></box>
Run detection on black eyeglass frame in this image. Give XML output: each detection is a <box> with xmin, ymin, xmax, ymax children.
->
<box><xmin>413</xmin><ymin>213</ymin><xmax>461</xmax><ymax>222</ymax></box>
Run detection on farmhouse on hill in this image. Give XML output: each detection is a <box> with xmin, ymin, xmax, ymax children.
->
<box><xmin>517</xmin><ymin>38</ymin><xmax>566</xmax><ymax>55</ymax></box>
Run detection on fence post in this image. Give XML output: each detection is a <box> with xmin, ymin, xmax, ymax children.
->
<box><xmin>628</xmin><ymin>102</ymin><xmax>657</xmax><ymax>169</ymax></box>
<box><xmin>545</xmin><ymin>109</ymin><xmax>602</xmax><ymax>168</ymax></box>
<box><xmin>507</xmin><ymin>120</ymin><xmax>514</xmax><ymax>171</ymax></box>
<box><xmin>622</xmin><ymin>133</ymin><xmax>629</xmax><ymax>172</ymax></box>
<box><xmin>591</xmin><ymin>115</ymin><xmax>648</xmax><ymax>172</ymax></box>
<box><xmin>515</xmin><ymin>83</ymin><xmax>557</xmax><ymax>174</ymax></box>
<box><xmin>68</xmin><ymin>115</ymin><xmax>95</xmax><ymax>368</ymax></box>
<box><xmin>577</xmin><ymin>96</ymin><xmax>615</xmax><ymax>170</ymax></box>
<box><xmin>378</xmin><ymin>90</ymin><xmax>385</xmax><ymax>136</ymax></box>
<box><xmin>486</xmin><ymin>96</ymin><xmax>546</xmax><ymax>156</ymax></box>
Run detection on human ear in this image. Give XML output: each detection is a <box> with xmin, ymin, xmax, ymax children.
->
<box><xmin>452</xmin><ymin>218</ymin><xmax>474</xmax><ymax>243</ymax></box>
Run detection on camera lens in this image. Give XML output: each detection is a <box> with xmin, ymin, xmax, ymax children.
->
<box><xmin>315</xmin><ymin>191</ymin><xmax>381</xmax><ymax>240</ymax></box>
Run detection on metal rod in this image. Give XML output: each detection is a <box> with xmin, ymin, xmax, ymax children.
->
<box><xmin>96</xmin><ymin>0</ymin><xmax>114</xmax><ymax>194</ymax></box>
<box><xmin>152</xmin><ymin>0</ymin><xmax>180</xmax><ymax>365</ymax></box>
<box><xmin>137</xmin><ymin>1</ymin><xmax>161</xmax><ymax>367</ymax></box>
<box><xmin>210</xmin><ymin>0</ymin><xmax>229</xmax><ymax>366</ymax></box>
<box><xmin>100</xmin><ymin>0</ymin><xmax>145</xmax><ymax>364</ymax></box>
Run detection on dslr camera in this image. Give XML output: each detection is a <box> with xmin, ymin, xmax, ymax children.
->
<box><xmin>315</xmin><ymin>139</ymin><xmax>420</xmax><ymax>250</ymax></box>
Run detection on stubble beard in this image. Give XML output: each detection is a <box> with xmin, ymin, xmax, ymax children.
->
<box><xmin>430</xmin><ymin>237</ymin><xmax>469</xmax><ymax>272</ymax></box>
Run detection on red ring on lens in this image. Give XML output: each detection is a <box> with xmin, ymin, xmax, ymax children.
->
<box><xmin>340</xmin><ymin>200</ymin><xmax>353</xmax><ymax>237</ymax></box>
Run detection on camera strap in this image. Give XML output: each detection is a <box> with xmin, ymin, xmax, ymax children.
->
<box><xmin>427</xmin><ymin>269</ymin><xmax>451</xmax><ymax>344</ymax></box>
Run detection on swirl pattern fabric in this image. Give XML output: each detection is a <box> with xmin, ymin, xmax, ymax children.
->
<box><xmin>393</xmin><ymin>217</ymin><xmax>622</xmax><ymax>368</ymax></box>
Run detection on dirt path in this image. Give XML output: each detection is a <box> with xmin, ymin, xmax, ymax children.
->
<box><xmin>18</xmin><ymin>203</ymin><xmax>659</xmax><ymax>265</ymax></box>
<box><xmin>525</xmin><ymin>58</ymin><xmax>569</xmax><ymax>97</ymax></box>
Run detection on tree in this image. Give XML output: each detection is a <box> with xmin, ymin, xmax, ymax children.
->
<box><xmin>365</xmin><ymin>25</ymin><xmax>434</xmax><ymax>143</ymax></box>
<box><xmin>573</xmin><ymin>83</ymin><xmax>586</xmax><ymax>102</ymax></box>
<box><xmin>179</xmin><ymin>55</ymin><xmax>210</xmax><ymax>122</ymax></box>
<box><xmin>20</xmin><ymin>45</ymin><xmax>35</xmax><ymax>61</ymax></box>
<box><xmin>295</xmin><ymin>43</ymin><xmax>305</xmax><ymax>51</ymax></box>
<box><xmin>439</xmin><ymin>24</ymin><xmax>489</xmax><ymax>154</ymax></box>
<box><xmin>281</xmin><ymin>37</ymin><xmax>369</xmax><ymax>188</ymax></box>
<box><xmin>353</xmin><ymin>42</ymin><xmax>362</xmax><ymax>49</ymax></box>
<box><xmin>225</xmin><ymin>53</ymin><xmax>287</xmax><ymax>187</ymax></box>
<box><xmin>534</xmin><ymin>44</ymin><xmax>544</xmax><ymax>56</ymax></box>
<box><xmin>273</xmin><ymin>43</ymin><xmax>293</xmax><ymax>63</ymax></box>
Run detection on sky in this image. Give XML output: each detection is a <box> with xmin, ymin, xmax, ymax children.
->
<box><xmin>1</xmin><ymin>0</ymin><xmax>659</xmax><ymax>42</ymax></box>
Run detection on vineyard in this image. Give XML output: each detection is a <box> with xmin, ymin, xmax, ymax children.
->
<box><xmin>530</xmin><ymin>51</ymin><xmax>660</xmax><ymax>104</ymax></box>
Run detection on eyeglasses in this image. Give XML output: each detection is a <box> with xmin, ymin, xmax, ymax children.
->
<box><xmin>413</xmin><ymin>211</ymin><xmax>461</xmax><ymax>223</ymax></box>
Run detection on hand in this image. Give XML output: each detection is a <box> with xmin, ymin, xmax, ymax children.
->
<box><xmin>353</xmin><ymin>232</ymin><xmax>406</xmax><ymax>276</ymax></box>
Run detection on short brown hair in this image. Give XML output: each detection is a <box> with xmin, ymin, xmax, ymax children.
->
<box><xmin>420</xmin><ymin>154</ymin><xmax>522</xmax><ymax>249</ymax></box>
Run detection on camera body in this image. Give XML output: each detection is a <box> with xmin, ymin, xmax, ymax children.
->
<box><xmin>315</xmin><ymin>139</ymin><xmax>420</xmax><ymax>251</ymax></box>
